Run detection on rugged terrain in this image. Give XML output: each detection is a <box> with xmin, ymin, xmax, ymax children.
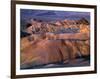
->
<box><xmin>20</xmin><ymin>18</ymin><xmax>90</xmax><ymax>69</ymax></box>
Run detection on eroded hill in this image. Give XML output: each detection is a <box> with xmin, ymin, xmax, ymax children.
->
<box><xmin>20</xmin><ymin>18</ymin><xmax>90</xmax><ymax>69</ymax></box>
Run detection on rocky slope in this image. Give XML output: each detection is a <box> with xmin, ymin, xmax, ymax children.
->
<box><xmin>20</xmin><ymin>18</ymin><xmax>90</xmax><ymax>69</ymax></box>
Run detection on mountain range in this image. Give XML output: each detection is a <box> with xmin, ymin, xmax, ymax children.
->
<box><xmin>20</xmin><ymin>9</ymin><xmax>90</xmax><ymax>24</ymax></box>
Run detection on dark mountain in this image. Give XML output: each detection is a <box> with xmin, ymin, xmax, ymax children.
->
<box><xmin>36</xmin><ymin>11</ymin><xmax>57</xmax><ymax>16</ymax></box>
<box><xmin>21</xmin><ymin>9</ymin><xmax>90</xmax><ymax>22</ymax></box>
<box><xmin>21</xmin><ymin>31</ymin><xmax>31</xmax><ymax>38</ymax></box>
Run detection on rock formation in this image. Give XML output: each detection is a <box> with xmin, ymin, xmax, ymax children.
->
<box><xmin>20</xmin><ymin>18</ymin><xmax>90</xmax><ymax>69</ymax></box>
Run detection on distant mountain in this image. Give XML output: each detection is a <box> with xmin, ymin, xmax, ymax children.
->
<box><xmin>21</xmin><ymin>9</ymin><xmax>90</xmax><ymax>22</ymax></box>
<box><xmin>36</xmin><ymin>11</ymin><xmax>57</xmax><ymax>16</ymax></box>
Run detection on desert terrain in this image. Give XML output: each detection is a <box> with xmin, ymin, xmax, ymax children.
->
<box><xmin>20</xmin><ymin>18</ymin><xmax>90</xmax><ymax>69</ymax></box>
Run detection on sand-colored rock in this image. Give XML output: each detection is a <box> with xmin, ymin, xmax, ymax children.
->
<box><xmin>21</xmin><ymin>36</ymin><xmax>90</xmax><ymax>68</ymax></box>
<box><xmin>20</xmin><ymin>18</ymin><xmax>90</xmax><ymax>68</ymax></box>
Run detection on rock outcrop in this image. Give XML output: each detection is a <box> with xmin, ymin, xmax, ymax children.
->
<box><xmin>20</xmin><ymin>18</ymin><xmax>90</xmax><ymax>69</ymax></box>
